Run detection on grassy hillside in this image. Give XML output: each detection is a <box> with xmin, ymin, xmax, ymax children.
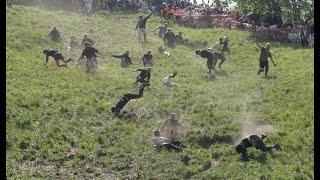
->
<box><xmin>6</xmin><ymin>5</ymin><xmax>314</xmax><ymax>179</ymax></box>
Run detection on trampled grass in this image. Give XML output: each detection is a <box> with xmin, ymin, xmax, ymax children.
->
<box><xmin>6</xmin><ymin>5</ymin><xmax>313</xmax><ymax>179</ymax></box>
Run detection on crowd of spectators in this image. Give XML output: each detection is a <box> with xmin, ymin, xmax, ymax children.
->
<box><xmin>7</xmin><ymin>0</ymin><xmax>313</xmax><ymax>48</ymax></box>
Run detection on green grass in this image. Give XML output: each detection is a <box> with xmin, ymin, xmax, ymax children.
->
<box><xmin>6</xmin><ymin>5</ymin><xmax>314</xmax><ymax>179</ymax></box>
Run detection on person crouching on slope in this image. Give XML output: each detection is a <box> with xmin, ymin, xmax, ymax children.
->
<box><xmin>236</xmin><ymin>134</ymin><xmax>282</xmax><ymax>161</ymax></box>
<box><xmin>43</xmin><ymin>49</ymin><xmax>73</xmax><ymax>67</ymax></box>
<box><xmin>196</xmin><ymin>49</ymin><xmax>216</xmax><ymax>76</ymax></box>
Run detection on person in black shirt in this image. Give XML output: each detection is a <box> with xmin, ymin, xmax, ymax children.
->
<box><xmin>48</xmin><ymin>27</ymin><xmax>62</xmax><ymax>43</ymax></box>
<box><xmin>43</xmin><ymin>49</ymin><xmax>73</xmax><ymax>67</ymax></box>
<box><xmin>134</xmin><ymin>67</ymin><xmax>151</xmax><ymax>84</ymax></box>
<box><xmin>111</xmin><ymin>51</ymin><xmax>132</xmax><ymax>67</ymax></box>
<box><xmin>141</xmin><ymin>51</ymin><xmax>153</xmax><ymax>66</ymax></box>
<box><xmin>175</xmin><ymin>32</ymin><xmax>184</xmax><ymax>45</ymax></box>
<box><xmin>152</xmin><ymin>22</ymin><xmax>168</xmax><ymax>39</ymax></box>
<box><xmin>111</xmin><ymin>83</ymin><xmax>150</xmax><ymax>117</ymax></box>
<box><xmin>236</xmin><ymin>134</ymin><xmax>282</xmax><ymax>161</ymax></box>
<box><xmin>135</xmin><ymin>12</ymin><xmax>153</xmax><ymax>42</ymax></box>
<box><xmin>256</xmin><ymin>42</ymin><xmax>276</xmax><ymax>77</ymax></box>
<box><xmin>222</xmin><ymin>36</ymin><xmax>230</xmax><ymax>55</ymax></box>
<box><xmin>77</xmin><ymin>42</ymin><xmax>99</xmax><ymax>71</ymax></box>
<box><xmin>196</xmin><ymin>49</ymin><xmax>216</xmax><ymax>75</ymax></box>
<box><xmin>163</xmin><ymin>28</ymin><xmax>176</xmax><ymax>48</ymax></box>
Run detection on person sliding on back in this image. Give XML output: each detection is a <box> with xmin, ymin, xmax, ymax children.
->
<box><xmin>135</xmin><ymin>12</ymin><xmax>153</xmax><ymax>42</ymax></box>
<box><xmin>111</xmin><ymin>83</ymin><xmax>150</xmax><ymax>117</ymax></box>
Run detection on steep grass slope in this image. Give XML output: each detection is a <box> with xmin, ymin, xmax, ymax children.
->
<box><xmin>6</xmin><ymin>5</ymin><xmax>314</xmax><ymax>179</ymax></box>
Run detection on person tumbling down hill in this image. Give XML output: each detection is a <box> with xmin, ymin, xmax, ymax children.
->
<box><xmin>111</xmin><ymin>83</ymin><xmax>150</xmax><ymax>117</ymax></box>
<box><xmin>43</xmin><ymin>49</ymin><xmax>73</xmax><ymax>67</ymax></box>
<box><xmin>196</xmin><ymin>49</ymin><xmax>216</xmax><ymax>75</ymax></box>
<box><xmin>134</xmin><ymin>67</ymin><xmax>151</xmax><ymax>84</ymax></box>
<box><xmin>111</xmin><ymin>51</ymin><xmax>132</xmax><ymax>68</ymax></box>
<box><xmin>151</xmin><ymin>129</ymin><xmax>184</xmax><ymax>152</ymax></box>
<box><xmin>236</xmin><ymin>134</ymin><xmax>282</xmax><ymax>161</ymax></box>
<box><xmin>159</xmin><ymin>46</ymin><xmax>170</xmax><ymax>57</ymax></box>
<box><xmin>256</xmin><ymin>42</ymin><xmax>276</xmax><ymax>77</ymax></box>
<box><xmin>163</xmin><ymin>71</ymin><xmax>178</xmax><ymax>87</ymax></box>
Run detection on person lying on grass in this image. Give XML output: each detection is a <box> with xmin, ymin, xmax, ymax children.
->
<box><xmin>159</xmin><ymin>113</ymin><xmax>185</xmax><ymax>141</ymax></box>
<box><xmin>43</xmin><ymin>49</ymin><xmax>73</xmax><ymax>67</ymax></box>
<box><xmin>236</xmin><ymin>134</ymin><xmax>282</xmax><ymax>161</ymax></box>
<box><xmin>111</xmin><ymin>83</ymin><xmax>150</xmax><ymax>117</ymax></box>
<box><xmin>196</xmin><ymin>49</ymin><xmax>216</xmax><ymax>75</ymax></box>
<box><xmin>159</xmin><ymin>46</ymin><xmax>170</xmax><ymax>57</ymax></box>
<box><xmin>256</xmin><ymin>42</ymin><xmax>276</xmax><ymax>77</ymax></box>
<box><xmin>111</xmin><ymin>51</ymin><xmax>133</xmax><ymax>68</ymax></box>
<box><xmin>163</xmin><ymin>71</ymin><xmax>178</xmax><ymax>87</ymax></box>
<box><xmin>151</xmin><ymin>129</ymin><xmax>185</xmax><ymax>152</ymax></box>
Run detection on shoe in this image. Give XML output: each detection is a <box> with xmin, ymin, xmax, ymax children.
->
<box><xmin>274</xmin><ymin>143</ymin><xmax>282</xmax><ymax>151</ymax></box>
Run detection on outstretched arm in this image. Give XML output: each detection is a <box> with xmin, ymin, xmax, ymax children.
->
<box><xmin>152</xmin><ymin>26</ymin><xmax>160</xmax><ymax>32</ymax></box>
<box><xmin>255</xmin><ymin>42</ymin><xmax>263</xmax><ymax>48</ymax></box>
<box><xmin>145</xmin><ymin>12</ymin><xmax>153</xmax><ymax>20</ymax></box>
<box><xmin>172</xmin><ymin>71</ymin><xmax>177</xmax><ymax>78</ymax></box>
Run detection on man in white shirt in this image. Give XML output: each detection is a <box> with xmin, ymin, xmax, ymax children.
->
<box><xmin>163</xmin><ymin>71</ymin><xmax>179</xmax><ymax>87</ymax></box>
<box><xmin>151</xmin><ymin>129</ymin><xmax>180</xmax><ymax>151</ymax></box>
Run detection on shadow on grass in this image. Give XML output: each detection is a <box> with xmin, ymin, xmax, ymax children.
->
<box><xmin>265</xmin><ymin>75</ymin><xmax>277</xmax><ymax>80</ymax></box>
<box><xmin>255</xmin><ymin>153</ymin><xmax>268</xmax><ymax>164</ymax></box>
<box><xmin>201</xmin><ymin>74</ymin><xmax>216</xmax><ymax>81</ymax></box>
<box><xmin>215</xmin><ymin>69</ymin><xmax>228</xmax><ymax>77</ymax></box>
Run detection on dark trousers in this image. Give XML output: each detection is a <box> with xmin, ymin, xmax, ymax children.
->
<box><xmin>125</xmin><ymin>85</ymin><xmax>146</xmax><ymax>100</ymax></box>
<box><xmin>240</xmin><ymin>139</ymin><xmax>272</xmax><ymax>159</ymax></box>
<box><xmin>259</xmin><ymin>60</ymin><xmax>269</xmax><ymax>76</ymax></box>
